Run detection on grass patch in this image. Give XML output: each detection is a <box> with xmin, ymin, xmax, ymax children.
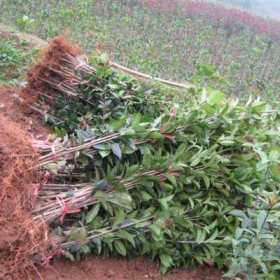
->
<box><xmin>0</xmin><ymin>35</ymin><xmax>37</xmax><ymax>85</ymax></box>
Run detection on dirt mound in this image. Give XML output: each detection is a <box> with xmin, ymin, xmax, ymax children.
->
<box><xmin>0</xmin><ymin>86</ymin><xmax>48</xmax><ymax>136</ymax></box>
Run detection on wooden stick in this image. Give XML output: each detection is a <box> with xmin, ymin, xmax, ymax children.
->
<box><xmin>109</xmin><ymin>61</ymin><xmax>194</xmax><ymax>90</ymax></box>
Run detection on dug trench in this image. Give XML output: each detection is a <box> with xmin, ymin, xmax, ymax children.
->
<box><xmin>0</xmin><ymin>78</ymin><xmax>221</xmax><ymax>279</ymax></box>
<box><xmin>0</xmin><ymin>88</ymin><xmax>221</xmax><ymax>280</ymax></box>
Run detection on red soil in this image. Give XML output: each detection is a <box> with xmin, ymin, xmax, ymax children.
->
<box><xmin>0</xmin><ymin>86</ymin><xmax>222</xmax><ymax>279</ymax></box>
<box><xmin>0</xmin><ymin>86</ymin><xmax>48</xmax><ymax>136</ymax></box>
<box><xmin>41</xmin><ymin>257</ymin><xmax>221</xmax><ymax>280</ymax></box>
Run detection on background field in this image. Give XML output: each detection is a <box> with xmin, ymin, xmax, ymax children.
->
<box><xmin>214</xmin><ymin>0</ymin><xmax>280</xmax><ymax>19</ymax></box>
<box><xmin>1</xmin><ymin>0</ymin><xmax>280</xmax><ymax>100</ymax></box>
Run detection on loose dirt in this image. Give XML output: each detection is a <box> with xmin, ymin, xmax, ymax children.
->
<box><xmin>0</xmin><ymin>86</ymin><xmax>48</xmax><ymax>136</ymax></box>
<box><xmin>41</xmin><ymin>257</ymin><xmax>221</xmax><ymax>280</ymax></box>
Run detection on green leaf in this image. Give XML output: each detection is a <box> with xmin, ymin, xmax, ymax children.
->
<box><xmin>68</xmin><ymin>227</ymin><xmax>88</xmax><ymax>243</ymax></box>
<box><xmin>108</xmin><ymin>192</ymin><xmax>132</xmax><ymax>210</ymax></box>
<box><xmin>159</xmin><ymin>195</ymin><xmax>174</xmax><ymax>210</ymax></box>
<box><xmin>141</xmin><ymin>191</ymin><xmax>152</xmax><ymax>201</ymax></box>
<box><xmin>95</xmin><ymin>179</ymin><xmax>109</xmax><ymax>190</ymax></box>
<box><xmin>149</xmin><ymin>131</ymin><xmax>163</xmax><ymax>140</ymax></box>
<box><xmin>80</xmin><ymin>244</ymin><xmax>91</xmax><ymax>254</ymax></box>
<box><xmin>120</xmin><ymin>127</ymin><xmax>135</xmax><ymax>136</ymax></box>
<box><xmin>93</xmin><ymin>238</ymin><xmax>102</xmax><ymax>255</ymax></box>
<box><xmin>165</xmin><ymin>174</ymin><xmax>177</xmax><ymax>186</ymax></box>
<box><xmin>99</xmin><ymin>150</ymin><xmax>111</xmax><ymax>158</ymax></box>
<box><xmin>111</xmin><ymin>143</ymin><xmax>122</xmax><ymax>159</ymax></box>
<box><xmin>206</xmin><ymin>230</ymin><xmax>219</xmax><ymax>242</ymax></box>
<box><xmin>161</xmin><ymin>183</ymin><xmax>174</xmax><ymax>191</ymax></box>
<box><xmin>94</xmin><ymin>143</ymin><xmax>110</xmax><ymax>150</ymax></box>
<box><xmin>201</xmin><ymin>174</ymin><xmax>210</xmax><ymax>188</ymax></box>
<box><xmin>257</xmin><ymin>210</ymin><xmax>267</xmax><ymax>231</ymax></box>
<box><xmin>229</xmin><ymin>210</ymin><xmax>247</xmax><ymax>220</ymax></box>
<box><xmin>114</xmin><ymin>240</ymin><xmax>127</xmax><ymax>256</ymax></box>
<box><xmin>116</xmin><ymin>230</ymin><xmax>136</xmax><ymax>247</ymax></box>
<box><xmin>196</xmin><ymin>229</ymin><xmax>206</xmax><ymax>244</ymax></box>
<box><xmin>112</xmin><ymin>208</ymin><xmax>126</xmax><ymax>228</ymax></box>
<box><xmin>272</xmin><ymin>264</ymin><xmax>280</xmax><ymax>271</ymax></box>
<box><xmin>86</xmin><ymin>204</ymin><xmax>100</xmax><ymax>224</ymax></box>
<box><xmin>149</xmin><ymin>224</ymin><xmax>162</xmax><ymax>241</ymax></box>
<box><xmin>160</xmin><ymin>254</ymin><xmax>173</xmax><ymax>272</ymax></box>
<box><xmin>190</xmin><ymin>150</ymin><xmax>203</xmax><ymax>167</ymax></box>
<box><xmin>207</xmin><ymin>89</ymin><xmax>224</xmax><ymax>106</ymax></box>
<box><xmin>103</xmin><ymin>237</ymin><xmax>114</xmax><ymax>252</ymax></box>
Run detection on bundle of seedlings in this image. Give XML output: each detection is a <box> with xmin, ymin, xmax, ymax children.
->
<box><xmin>22</xmin><ymin>37</ymin><xmax>188</xmax><ymax>134</ymax></box>
<box><xmin>23</xmin><ymin>38</ymin><xmax>280</xmax><ymax>276</ymax></box>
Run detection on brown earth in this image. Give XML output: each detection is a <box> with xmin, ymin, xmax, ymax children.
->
<box><xmin>0</xmin><ymin>84</ymin><xmax>222</xmax><ymax>280</ymax></box>
<box><xmin>40</xmin><ymin>257</ymin><xmax>221</xmax><ymax>280</ymax></box>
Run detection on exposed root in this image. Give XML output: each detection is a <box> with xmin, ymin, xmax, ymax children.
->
<box><xmin>0</xmin><ymin>115</ymin><xmax>52</xmax><ymax>279</ymax></box>
<box><xmin>21</xmin><ymin>36</ymin><xmax>81</xmax><ymax>108</ymax></box>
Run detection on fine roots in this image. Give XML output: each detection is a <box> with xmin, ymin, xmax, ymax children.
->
<box><xmin>0</xmin><ymin>115</ymin><xmax>52</xmax><ymax>279</ymax></box>
<box><xmin>21</xmin><ymin>35</ymin><xmax>81</xmax><ymax>107</ymax></box>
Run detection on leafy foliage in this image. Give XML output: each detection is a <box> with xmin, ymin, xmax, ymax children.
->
<box><xmin>226</xmin><ymin>192</ymin><xmax>280</xmax><ymax>279</ymax></box>
<box><xmin>29</xmin><ymin>43</ymin><xmax>280</xmax><ymax>277</ymax></box>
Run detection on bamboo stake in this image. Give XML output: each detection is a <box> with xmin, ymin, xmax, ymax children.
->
<box><xmin>108</xmin><ymin>61</ymin><xmax>194</xmax><ymax>90</ymax></box>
